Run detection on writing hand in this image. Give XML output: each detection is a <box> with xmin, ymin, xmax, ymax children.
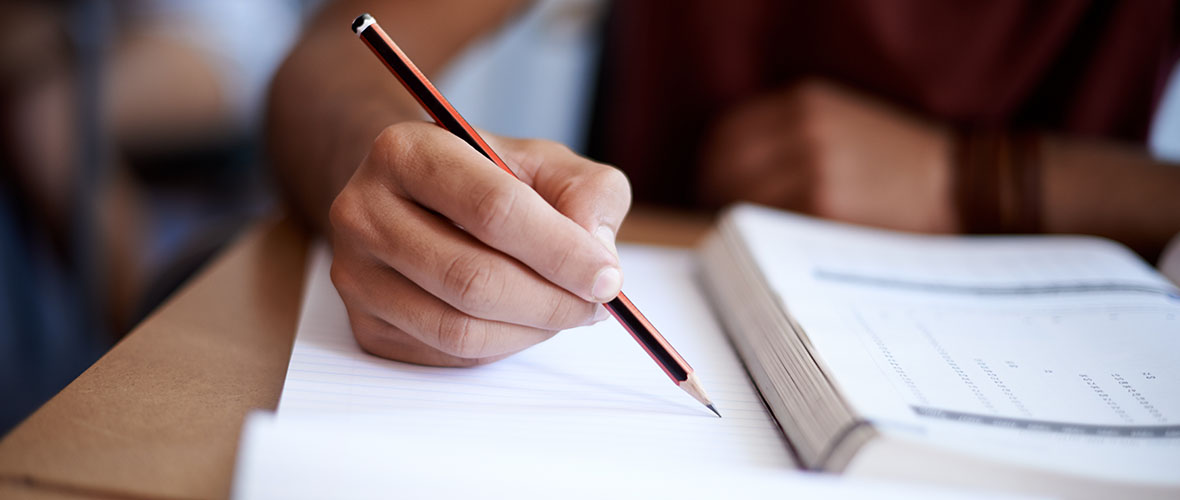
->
<box><xmin>329</xmin><ymin>122</ymin><xmax>631</xmax><ymax>366</ymax></box>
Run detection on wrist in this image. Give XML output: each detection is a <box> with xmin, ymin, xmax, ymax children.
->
<box><xmin>952</xmin><ymin>129</ymin><xmax>1043</xmax><ymax>234</ymax></box>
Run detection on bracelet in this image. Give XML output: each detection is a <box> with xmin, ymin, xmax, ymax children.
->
<box><xmin>953</xmin><ymin>130</ymin><xmax>1042</xmax><ymax>234</ymax></box>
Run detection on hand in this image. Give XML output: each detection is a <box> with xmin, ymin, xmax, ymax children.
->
<box><xmin>329</xmin><ymin>122</ymin><xmax>631</xmax><ymax>366</ymax></box>
<box><xmin>699</xmin><ymin>80</ymin><xmax>957</xmax><ymax>233</ymax></box>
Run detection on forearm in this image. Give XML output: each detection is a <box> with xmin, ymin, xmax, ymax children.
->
<box><xmin>267</xmin><ymin>0</ymin><xmax>527</xmax><ymax>232</ymax></box>
<box><xmin>1041</xmin><ymin>136</ymin><xmax>1180</xmax><ymax>260</ymax></box>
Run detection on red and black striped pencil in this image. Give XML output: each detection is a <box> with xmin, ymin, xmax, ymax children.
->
<box><xmin>351</xmin><ymin>13</ymin><xmax>719</xmax><ymax>417</ymax></box>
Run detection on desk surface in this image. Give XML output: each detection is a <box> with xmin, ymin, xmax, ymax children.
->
<box><xmin>0</xmin><ymin>208</ymin><xmax>712</xmax><ymax>500</ymax></box>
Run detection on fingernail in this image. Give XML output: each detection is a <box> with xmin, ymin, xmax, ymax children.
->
<box><xmin>594</xmin><ymin>225</ymin><xmax>618</xmax><ymax>258</ymax></box>
<box><xmin>591</xmin><ymin>267</ymin><xmax>622</xmax><ymax>302</ymax></box>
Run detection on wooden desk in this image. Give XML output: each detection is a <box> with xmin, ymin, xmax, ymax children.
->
<box><xmin>0</xmin><ymin>208</ymin><xmax>711</xmax><ymax>500</ymax></box>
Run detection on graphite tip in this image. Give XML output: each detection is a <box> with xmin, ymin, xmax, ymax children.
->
<box><xmin>707</xmin><ymin>404</ymin><xmax>722</xmax><ymax>418</ymax></box>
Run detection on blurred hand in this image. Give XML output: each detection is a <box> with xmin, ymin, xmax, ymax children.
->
<box><xmin>329</xmin><ymin>122</ymin><xmax>631</xmax><ymax>366</ymax></box>
<box><xmin>700</xmin><ymin>80</ymin><xmax>956</xmax><ymax>233</ymax></box>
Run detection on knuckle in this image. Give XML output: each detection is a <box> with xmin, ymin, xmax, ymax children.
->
<box><xmin>373</xmin><ymin>122</ymin><xmax>423</xmax><ymax>175</ymax></box>
<box><xmin>328</xmin><ymin>253</ymin><xmax>370</xmax><ymax>304</ymax></box>
<box><xmin>435</xmin><ymin>310</ymin><xmax>486</xmax><ymax>358</ymax></box>
<box><xmin>543</xmin><ymin>238</ymin><xmax>579</xmax><ymax>280</ymax></box>
<box><xmin>442</xmin><ymin>252</ymin><xmax>500</xmax><ymax>314</ymax></box>
<box><xmin>328</xmin><ymin>259</ymin><xmax>350</xmax><ymax>292</ymax></box>
<box><xmin>542</xmin><ymin>300</ymin><xmax>566</xmax><ymax>330</ymax></box>
<box><xmin>543</xmin><ymin>295</ymin><xmax>593</xmax><ymax>330</ymax></box>
<box><xmin>374</xmin><ymin>122</ymin><xmax>416</xmax><ymax>152</ymax></box>
<box><xmin>594</xmin><ymin>167</ymin><xmax>632</xmax><ymax>208</ymax></box>
<box><xmin>328</xmin><ymin>190</ymin><xmax>360</xmax><ymax>233</ymax></box>
<box><xmin>510</xmin><ymin>138</ymin><xmax>560</xmax><ymax>174</ymax></box>
<box><xmin>593</xmin><ymin>166</ymin><xmax>630</xmax><ymax>194</ymax></box>
<box><xmin>347</xmin><ymin>313</ymin><xmax>395</xmax><ymax>359</ymax></box>
<box><xmin>553</xmin><ymin>163</ymin><xmax>631</xmax><ymax>222</ymax></box>
<box><xmin>329</xmin><ymin>187</ymin><xmax>385</xmax><ymax>248</ymax></box>
<box><xmin>472</xmin><ymin>183</ymin><xmax>519</xmax><ymax>234</ymax></box>
<box><xmin>352</xmin><ymin>323</ymin><xmax>386</xmax><ymax>357</ymax></box>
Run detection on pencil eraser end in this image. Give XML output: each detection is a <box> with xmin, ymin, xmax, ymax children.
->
<box><xmin>352</xmin><ymin>13</ymin><xmax>374</xmax><ymax>35</ymax></box>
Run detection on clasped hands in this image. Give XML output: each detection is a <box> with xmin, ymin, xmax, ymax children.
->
<box><xmin>329</xmin><ymin>80</ymin><xmax>954</xmax><ymax>366</ymax></box>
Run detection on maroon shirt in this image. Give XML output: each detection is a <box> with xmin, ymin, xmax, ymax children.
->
<box><xmin>588</xmin><ymin>0</ymin><xmax>1180</xmax><ymax>207</ymax></box>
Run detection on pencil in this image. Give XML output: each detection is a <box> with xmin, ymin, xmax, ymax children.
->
<box><xmin>351</xmin><ymin>13</ymin><xmax>719</xmax><ymax>418</ymax></box>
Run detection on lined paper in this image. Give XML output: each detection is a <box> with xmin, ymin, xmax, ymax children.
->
<box><xmin>278</xmin><ymin>244</ymin><xmax>794</xmax><ymax>468</ymax></box>
<box><xmin>233</xmin><ymin>411</ymin><xmax>1025</xmax><ymax>500</ymax></box>
<box><xmin>237</xmin><ymin>242</ymin><xmax>1026</xmax><ymax>499</ymax></box>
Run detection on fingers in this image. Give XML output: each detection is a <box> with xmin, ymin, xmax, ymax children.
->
<box><xmin>374</xmin><ymin>123</ymin><xmax>624</xmax><ymax>303</ymax></box>
<box><xmin>331</xmin><ymin>247</ymin><xmax>559</xmax><ymax>364</ymax></box>
<box><xmin>329</xmin><ymin>122</ymin><xmax>633</xmax><ymax>367</ymax></box>
<box><xmin>344</xmin><ymin>308</ymin><xmax>520</xmax><ymax>368</ymax></box>
<box><xmin>330</xmin><ymin>172</ymin><xmax>604</xmax><ymax>332</ymax></box>
<box><xmin>500</xmin><ymin>137</ymin><xmax>632</xmax><ymax>259</ymax></box>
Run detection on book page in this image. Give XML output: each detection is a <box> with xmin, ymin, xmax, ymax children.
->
<box><xmin>277</xmin><ymin>244</ymin><xmax>793</xmax><ymax>469</ymax></box>
<box><xmin>729</xmin><ymin>205</ymin><xmax>1180</xmax><ymax>485</ymax></box>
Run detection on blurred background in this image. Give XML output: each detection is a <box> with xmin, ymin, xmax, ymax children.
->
<box><xmin>0</xmin><ymin>0</ymin><xmax>310</xmax><ymax>433</ymax></box>
<box><xmin>1</xmin><ymin>0</ymin><xmax>1178</xmax><ymax>435</ymax></box>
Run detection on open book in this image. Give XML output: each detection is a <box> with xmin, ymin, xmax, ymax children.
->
<box><xmin>699</xmin><ymin>204</ymin><xmax>1180</xmax><ymax>497</ymax></box>
<box><xmin>235</xmin><ymin>204</ymin><xmax>1179</xmax><ymax>499</ymax></box>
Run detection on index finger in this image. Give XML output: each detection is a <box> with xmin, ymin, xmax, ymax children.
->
<box><xmin>376</xmin><ymin>123</ymin><xmax>624</xmax><ymax>303</ymax></box>
<box><xmin>492</xmin><ymin>137</ymin><xmax>632</xmax><ymax>258</ymax></box>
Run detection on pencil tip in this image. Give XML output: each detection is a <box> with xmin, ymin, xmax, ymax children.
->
<box><xmin>680</xmin><ymin>373</ymin><xmax>720</xmax><ymax>417</ymax></box>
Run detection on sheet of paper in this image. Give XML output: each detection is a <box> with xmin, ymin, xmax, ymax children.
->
<box><xmin>233</xmin><ymin>411</ymin><xmax>1029</xmax><ymax>500</ymax></box>
<box><xmin>278</xmin><ymin>243</ymin><xmax>793</xmax><ymax>468</ymax></box>
<box><xmin>729</xmin><ymin>205</ymin><xmax>1180</xmax><ymax>485</ymax></box>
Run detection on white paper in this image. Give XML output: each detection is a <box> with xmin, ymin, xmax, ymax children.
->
<box><xmin>234</xmin><ymin>242</ymin><xmax>1030</xmax><ymax>499</ymax></box>
<box><xmin>276</xmin><ymin>244</ymin><xmax>792</xmax><ymax>468</ymax></box>
<box><xmin>233</xmin><ymin>411</ymin><xmax>1025</xmax><ymax>500</ymax></box>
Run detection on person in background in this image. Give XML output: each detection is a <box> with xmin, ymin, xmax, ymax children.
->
<box><xmin>0</xmin><ymin>0</ymin><xmax>304</xmax><ymax>434</ymax></box>
<box><xmin>269</xmin><ymin>0</ymin><xmax>1180</xmax><ymax>367</ymax></box>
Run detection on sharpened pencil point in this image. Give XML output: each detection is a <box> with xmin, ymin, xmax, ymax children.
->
<box><xmin>680</xmin><ymin>373</ymin><xmax>719</xmax><ymax>417</ymax></box>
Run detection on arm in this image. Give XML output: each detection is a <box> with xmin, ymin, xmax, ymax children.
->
<box><xmin>1041</xmin><ymin>137</ymin><xmax>1180</xmax><ymax>260</ymax></box>
<box><xmin>699</xmin><ymin>80</ymin><xmax>1180</xmax><ymax>260</ymax></box>
<box><xmin>268</xmin><ymin>0</ymin><xmax>528</xmax><ymax>231</ymax></box>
